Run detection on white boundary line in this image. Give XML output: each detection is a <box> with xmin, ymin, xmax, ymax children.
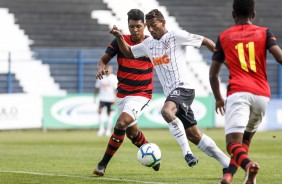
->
<box><xmin>0</xmin><ymin>170</ymin><xmax>166</xmax><ymax>184</ymax></box>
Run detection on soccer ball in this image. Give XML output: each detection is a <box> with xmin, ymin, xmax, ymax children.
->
<box><xmin>137</xmin><ymin>143</ymin><xmax>161</xmax><ymax>167</ymax></box>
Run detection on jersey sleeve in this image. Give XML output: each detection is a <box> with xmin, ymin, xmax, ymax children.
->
<box><xmin>105</xmin><ymin>39</ymin><xmax>119</xmax><ymax>57</ymax></box>
<box><xmin>173</xmin><ymin>30</ymin><xmax>203</xmax><ymax>48</ymax></box>
<box><xmin>131</xmin><ymin>38</ymin><xmax>149</xmax><ymax>58</ymax></box>
<box><xmin>266</xmin><ymin>29</ymin><xmax>278</xmax><ymax>49</ymax></box>
<box><xmin>212</xmin><ymin>36</ymin><xmax>225</xmax><ymax>63</ymax></box>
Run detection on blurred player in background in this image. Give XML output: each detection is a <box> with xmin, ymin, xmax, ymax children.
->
<box><xmin>93</xmin><ymin>9</ymin><xmax>157</xmax><ymax>177</ymax></box>
<box><xmin>94</xmin><ymin>65</ymin><xmax>118</xmax><ymax>137</ymax></box>
<box><xmin>110</xmin><ymin>9</ymin><xmax>230</xmax><ymax>174</ymax></box>
<box><xmin>209</xmin><ymin>0</ymin><xmax>282</xmax><ymax>183</ymax></box>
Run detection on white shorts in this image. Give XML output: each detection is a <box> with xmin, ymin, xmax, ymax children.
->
<box><xmin>225</xmin><ymin>92</ymin><xmax>269</xmax><ymax>135</ymax></box>
<box><xmin>116</xmin><ymin>96</ymin><xmax>150</xmax><ymax>127</ymax></box>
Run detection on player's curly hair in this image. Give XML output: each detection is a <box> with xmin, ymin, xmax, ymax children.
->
<box><xmin>233</xmin><ymin>0</ymin><xmax>255</xmax><ymax>18</ymax></box>
<box><xmin>127</xmin><ymin>9</ymin><xmax>144</xmax><ymax>23</ymax></box>
<box><xmin>145</xmin><ymin>9</ymin><xmax>164</xmax><ymax>22</ymax></box>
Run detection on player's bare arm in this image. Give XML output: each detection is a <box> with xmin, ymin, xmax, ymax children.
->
<box><xmin>202</xmin><ymin>37</ymin><xmax>216</xmax><ymax>53</ymax></box>
<box><xmin>269</xmin><ymin>45</ymin><xmax>282</xmax><ymax>64</ymax></box>
<box><xmin>96</xmin><ymin>54</ymin><xmax>111</xmax><ymax>80</ymax></box>
<box><xmin>209</xmin><ymin>60</ymin><xmax>225</xmax><ymax>115</ymax></box>
<box><xmin>109</xmin><ymin>25</ymin><xmax>134</xmax><ymax>58</ymax></box>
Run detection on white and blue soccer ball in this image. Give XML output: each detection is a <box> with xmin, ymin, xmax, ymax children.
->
<box><xmin>137</xmin><ymin>143</ymin><xmax>161</xmax><ymax>167</ymax></box>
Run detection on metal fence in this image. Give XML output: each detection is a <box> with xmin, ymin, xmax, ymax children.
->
<box><xmin>1</xmin><ymin>49</ymin><xmax>282</xmax><ymax>98</ymax></box>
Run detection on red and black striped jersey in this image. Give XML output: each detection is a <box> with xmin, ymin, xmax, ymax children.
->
<box><xmin>212</xmin><ymin>24</ymin><xmax>278</xmax><ymax>97</ymax></box>
<box><xmin>105</xmin><ymin>35</ymin><xmax>153</xmax><ymax>99</ymax></box>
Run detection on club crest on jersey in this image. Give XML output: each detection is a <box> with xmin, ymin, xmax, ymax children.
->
<box><xmin>170</xmin><ymin>90</ymin><xmax>180</xmax><ymax>97</ymax></box>
<box><xmin>162</xmin><ymin>40</ymin><xmax>170</xmax><ymax>50</ymax></box>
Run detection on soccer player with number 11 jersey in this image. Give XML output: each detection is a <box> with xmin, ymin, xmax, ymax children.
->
<box><xmin>209</xmin><ymin>0</ymin><xmax>282</xmax><ymax>183</ymax></box>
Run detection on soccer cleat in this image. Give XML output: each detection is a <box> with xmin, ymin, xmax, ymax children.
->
<box><xmin>93</xmin><ymin>164</ymin><xmax>106</xmax><ymax>177</ymax></box>
<box><xmin>243</xmin><ymin>162</ymin><xmax>259</xmax><ymax>184</ymax></box>
<box><xmin>219</xmin><ymin>173</ymin><xmax>232</xmax><ymax>184</ymax></box>
<box><xmin>184</xmin><ymin>153</ymin><xmax>198</xmax><ymax>167</ymax></box>
<box><xmin>152</xmin><ymin>162</ymin><xmax>160</xmax><ymax>171</ymax></box>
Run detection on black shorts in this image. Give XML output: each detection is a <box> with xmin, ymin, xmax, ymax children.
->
<box><xmin>165</xmin><ymin>88</ymin><xmax>197</xmax><ymax>129</ymax></box>
<box><xmin>99</xmin><ymin>101</ymin><xmax>114</xmax><ymax>114</ymax></box>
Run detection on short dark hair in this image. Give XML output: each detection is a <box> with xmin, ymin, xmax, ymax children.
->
<box><xmin>145</xmin><ymin>9</ymin><xmax>164</xmax><ymax>22</ymax></box>
<box><xmin>127</xmin><ymin>9</ymin><xmax>144</xmax><ymax>22</ymax></box>
<box><xmin>233</xmin><ymin>0</ymin><xmax>255</xmax><ymax>18</ymax></box>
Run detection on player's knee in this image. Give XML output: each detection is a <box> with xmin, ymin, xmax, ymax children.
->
<box><xmin>161</xmin><ymin>107</ymin><xmax>175</xmax><ymax>122</ymax></box>
<box><xmin>115</xmin><ymin>120</ymin><xmax>127</xmax><ymax>130</ymax></box>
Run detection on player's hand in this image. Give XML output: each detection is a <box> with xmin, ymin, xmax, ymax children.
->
<box><xmin>96</xmin><ymin>65</ymin><xmax>108</xmax><ymax>80</ymax></box>
<box><xmin>109</xmin><ymin>25</ymin><xmax>122</xmax><ymax>37</ymax></box>
<box><xmin>215</xmin><ymin>98</ymin><xmax>225</xmax><ymax>116</ymax></box>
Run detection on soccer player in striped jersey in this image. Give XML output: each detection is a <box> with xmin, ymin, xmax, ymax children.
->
<box><xmin>93</xmin><ymin>9</ymin><xmax>158</xmax><ymax>177</ymax></box>
<box><xmin>110</xmin><ymin>9</ymin><xmax>230</xmax><ymax>174</ymax></box>
<box><xmin>209</xmin><ymin>0</ymin><xmax>282</xmax><ymax>183</ymax></box>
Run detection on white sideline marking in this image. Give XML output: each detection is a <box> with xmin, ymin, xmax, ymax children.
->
<box><xmin>0</xmin><ymin>170</ymin><xmax>166</xmax><ymax>184</ymax></box>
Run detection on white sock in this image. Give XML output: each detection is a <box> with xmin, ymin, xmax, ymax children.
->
<box><xmin>197</xmin><ymin>134</ymin><xmax>230</xmax><ymax>168</ymax></box>
<box><xmin>168</xmin><ymin>118</ymin><xmax>193</xmax><ymax>157</ymax></box>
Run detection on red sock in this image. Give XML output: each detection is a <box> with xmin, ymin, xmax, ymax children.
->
<box><xmin>228</xmin><ymin>156</ymin><xmax>239</xmax><ymax>176</ymax></box>
<box><xmin>131</xmin><ymin>131</ymin><xmax>148</xmax><ymax>148</ymax></box>
<box><xmin>242</xmin><ymin>139</ymin><xmax>250</xmax><ymax>152</ymax></box>
<box><xmin>100</xmin><ymin>128</ymin><xmax>125</xmax><ymax>166</ymax></box>
<box><xmin>227</xmin><ymin>142</ymin><xmax>250</xmax><ymax>170</ymax></box>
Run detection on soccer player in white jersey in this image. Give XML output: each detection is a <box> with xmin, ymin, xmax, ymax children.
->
<box><xmin>110</xmin><ymin>9</ymin><xmax>230</xmax><ymax>174</ymax></box>
<box><xmin>94</xmin><ymin>65</ymin><xmax>118</xmax><ymax>136</ymax></box>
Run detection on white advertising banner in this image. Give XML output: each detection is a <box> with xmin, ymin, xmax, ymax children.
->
<box><xmin>0</xmin><ymin>94</ymin><xmax>42</xmax><ymax>130</ymax></box>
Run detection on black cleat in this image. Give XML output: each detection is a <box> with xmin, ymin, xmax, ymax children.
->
<box><xmin>152</xmin><ymin>162</ymin><xmax>160</xmax><ymax>171</ymax></box>
<box><xmin>93</xmin><ymin>163</ymin><xmax>106</xmax><ymax>177</ymax></box>
<box><xmin>184</xmin><ymin>153</ymin><xmax>198</xmax><ymax>167</ymax></box>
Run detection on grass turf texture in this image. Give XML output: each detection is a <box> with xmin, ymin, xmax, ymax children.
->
<box><xmin>0</xmin><ymin>129</ymin><xmax>281</xmax><ymax>184</ymax></box>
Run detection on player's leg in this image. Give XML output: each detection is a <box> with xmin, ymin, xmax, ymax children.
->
<box><xmin>242</xmin><ymin>95</ymin><xmax>268</xmax><ymax>184</ymax></box>
<box><xmin>97</xmin><ymin>102</ymin><xmax>105</xmax><ymax>136</ymax></box>
<box><xmin>221</xmin><ymin>93</ymin><xmax>268</xmax><ymax>184</ymax></box>
<box><xmin>94</xmin><ymin>96</ymin><xmax>151</xmax><ymax>176</ymax></box>
<box><xmin>122</xmin><ymin>97</ymin><xmax>160</xmax><ymax>171</ymax></box>
<box><xmin>223</xmin><ymin>130</ymin><xmax>255</xmax><ymax>181</ymax></box>
<box><xmin>220</xmin><ymin>93</ymin><xmax>250</xmax><ymax>183</ymax></box>
<box><xmin>126</xmin><ymin>124</ymin><xmax>147</xmax><ymax>148</ymax></box>
<box><xmin>162</xmin><ymin>88</ymin><xmax>196</xmax><ymax>167</ymax></box>
<box><xmin>183</xmin><ymin>115</ymin><xmax>230</xmax><ymax>171</ymax></box>
<box><xmin>125</xmin><ymin>123</ymin><xmax>160</xmax><ymax>171</ymax></box>
<box><xmin>94</xmin><ymin>98</ymin><xmax>131</xmax><ymax>176</ymax></box>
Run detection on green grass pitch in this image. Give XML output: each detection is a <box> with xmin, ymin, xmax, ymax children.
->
<box><xmin>0</xmin><ymin>129</ymin><xmax>281</xmax><ymax>184</ymax></box>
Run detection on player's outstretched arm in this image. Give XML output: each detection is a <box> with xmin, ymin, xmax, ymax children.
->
<box><xmin>202</xmin><ymin>37</ymin><xmax>216</xmax><ymax>53</ymax></box>
<box><xmin>109</xmin><ymin>25</ymin><xmax>134</xmax><ymax>58</ymax></box>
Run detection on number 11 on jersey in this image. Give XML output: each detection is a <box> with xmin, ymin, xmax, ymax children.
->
<box><xmin>235</xmin><ymin>42</ymin><xmax>256</xmax><ymax>72</ymax></box>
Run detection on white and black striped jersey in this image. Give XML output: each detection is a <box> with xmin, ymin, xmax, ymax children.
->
<box><xmin>131</xmin><ymin>30</ymin><xmax>204</xmax><ymax>96</ymax></box>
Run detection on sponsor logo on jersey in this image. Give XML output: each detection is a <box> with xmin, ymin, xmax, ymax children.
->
<box><xmin>152</xmin><ymin>54</ymin><xmax>170</xmax><ymax>66</ymax></box>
